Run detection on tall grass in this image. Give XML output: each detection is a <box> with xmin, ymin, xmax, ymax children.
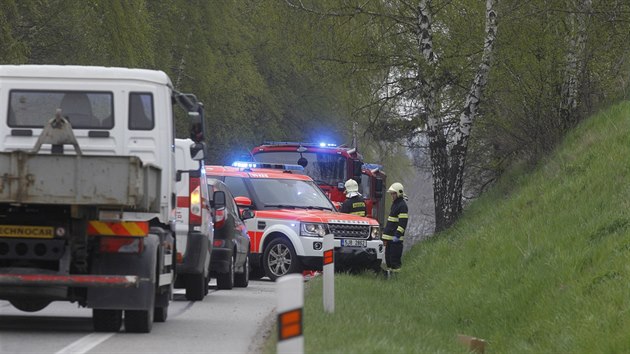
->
<box><xmin>265</xmin><ymin>101</ymin><xmax>630</xmax><ymax>353</ymax></box>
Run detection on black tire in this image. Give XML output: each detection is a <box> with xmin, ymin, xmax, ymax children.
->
<box><xmin>93</xmin><ymin>309</ymin><xmax>122</xmax><ymax>332</ymax></box>
<box><xmin>263</xmin><ymin>238</ymin><xmax>302</xmax><ymax>281</ymax></box>
<box><xmin>234</xmin><ymin>253</ymin><xmax>250</xmax><ymax>288</ymax></box>
<box><xmin>10</xmin><ymin>299</ymin><xmax>50</xmax><ymax>312</ymax></box>
<box><xmin>217</xmin><ymin>254</ymin><xmax>235</xmax><ymax>290</ymax></box>
<box><xmin>250</xmin><ymin>266</ymin><xmax>265</xmax><ymax>280</ymax></box>
<box><xmin>185</xmin><ymin>273</ymin><xmax>206</xmax><ymax>301</ymax></box>
<box><xmin>124</xmin><ymin>309</ymin><xmax>153</xmax><ymax>333</ymax></box>
<box><xmin>154</xmin><ymin>306</ymin><xmax>168</xmax><ymax>323</ymax></box>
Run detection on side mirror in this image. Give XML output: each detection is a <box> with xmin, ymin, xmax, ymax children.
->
<box><xmin>234</xmin><ymin>196</ymin><xmax>252</xmax><ymax>208</ymax></box>
<box><xmin>189</xmin><ymin>110</ymin><xmax>205</xmax><ymax>143</ymax></box>
<box><xmin>213</xmin><ymin>191</ymin><xmax>226</xmax><ymax>209</ymax></box>
<box><xmin>241</xmin><ymin>209</ymin><xmax>255</xmax><ymax>220</ymax></box>
<box><xmin>353</xmin><ymin>160</ymin><xmax>363</xmax><ymax>180</ymax></box>
<box><xmin>190</xmin><ymin>142</ymin><xmax>206</xmax><ymax>161</ymax></box>
<box><xmin>375</xmin><ymin>178</ymin><xmax>384</xmax><ymax>198</ymax></box>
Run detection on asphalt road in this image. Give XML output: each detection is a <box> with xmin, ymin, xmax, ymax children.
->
<box><xmin>0</xmin><ymin>279</ymin><xmax>276</xmax><ymax>354</ymax></box>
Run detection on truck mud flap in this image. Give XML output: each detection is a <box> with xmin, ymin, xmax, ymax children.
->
<box><xmin>87</xmin><ymin>235</ymin><xmax>158</xmax><ymax>311</ymax></box>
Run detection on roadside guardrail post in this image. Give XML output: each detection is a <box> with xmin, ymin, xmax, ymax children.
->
<box><xmin>277</xmin><ymin>274</ymin><xmax>304</xmax><ymax>354</ymax></box>
<box><xmin>323</xmin><ymin>233</ymin><xmax>334</xmax><ymax>313</ymax></box>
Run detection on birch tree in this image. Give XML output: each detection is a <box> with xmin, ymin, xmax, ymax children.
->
<box><xmin>287</xmin><ymin>0</ymin><xmax>499</xmax><ymax>232</ymax></box>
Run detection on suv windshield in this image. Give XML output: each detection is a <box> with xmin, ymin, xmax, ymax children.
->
<box><xmin>250</xmin><ymin>178</ymin><xmax>334</xmax><ymax>211</ymax></box>
<box><xmin>253</xmin><ymin>151</ymin><xmax>347</xmax><ymax>186</ymax></box>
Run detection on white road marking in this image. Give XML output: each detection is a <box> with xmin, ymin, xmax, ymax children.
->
<box><xmin>54</xmin><ymin>333</ymin><xmax>115</xmax><ymax>354</ymax></box>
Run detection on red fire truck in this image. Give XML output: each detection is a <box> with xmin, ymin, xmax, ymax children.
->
<box><xmin>251</xmin><ymin>142</ymin><xmax>387</xmax><ymax>225</ymax></box>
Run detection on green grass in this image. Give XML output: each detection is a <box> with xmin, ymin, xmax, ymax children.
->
<box><xmin>264</xmin><ymin>101</ymin><xmax>630</xmax><ymax>353</ymax></box>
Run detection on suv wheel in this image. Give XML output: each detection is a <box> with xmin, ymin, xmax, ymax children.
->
<box><xmin>217</xmin><ymin>254</ymin><xmax>235</xmax><ymax>290</ymax></box>
<box><xmin>234</xmin><ymin>253</ymin><xmax>249</xmax><ymax>288</ymax></box>
<box><xmin>263</xmin><ymin>238</ymin><xmax>302</xmax><ymax>281</ymax></box>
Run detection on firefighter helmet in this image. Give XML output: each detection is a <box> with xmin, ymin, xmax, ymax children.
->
<box><xmin>344</xmin><ymin>179</ymin><xmax>359</xmax><ymax>193</ymax></box>
<box><xmin>387</xmin><ymin>182</ymin><xmax>404</xmax><ymax>197</ymax></box>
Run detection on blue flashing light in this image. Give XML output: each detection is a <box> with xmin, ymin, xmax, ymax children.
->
<box><xmin>232</xmin><ymin>161</ymin><xmax>258</xmax><ymax>168</ymax></box>
<box><xmin>318</xmin><ymin>142</ymin><xmax>338</xmax><ymax>148</ymax></box>
<box><xmin>231</xmin><ymin>161</ymin><xmax>305</xmax><ymax>172</ymax></box>
<box><xmin>319</xmin><ymin>142</ymin><xmax>326</xmax><ymax>147</ymax></box>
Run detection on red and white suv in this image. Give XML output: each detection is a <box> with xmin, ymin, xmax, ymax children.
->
<box><xmin>206</xmin><ymin>163</ymin><xmax>384</xmax><ymax>280</ymax></box>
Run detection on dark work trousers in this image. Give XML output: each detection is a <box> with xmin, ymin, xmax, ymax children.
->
<box><xmin>384</xmin><ymin>240</ymin><xmax>403</xmax><ymax>269</ymax></box>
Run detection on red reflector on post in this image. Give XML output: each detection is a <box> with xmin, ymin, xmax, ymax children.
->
<box><xmin>323</xmin><ymin>249</ymin><xmax>333</xmax><ymax>265</ymax></box>
<box><xmin>278</xmin><ymin>308</ymin><xmax>302</xmax><ymax>341</ymax></box>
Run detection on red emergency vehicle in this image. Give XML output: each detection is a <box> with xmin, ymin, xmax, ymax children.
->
<box><xmin>251</xmin><ymin>142</ymin><xmax>387</xmax><ymax>224</ymax></box>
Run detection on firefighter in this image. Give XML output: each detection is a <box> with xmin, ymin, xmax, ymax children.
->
<box><xmin>382</xmin><ymin>182</ymin><xmax>408</xmax><ymax>276</ymax></box>
<box><xmin>340</xmin><ymin>179</ymin><xmax>366</xmax><ymax>217</ymax></box>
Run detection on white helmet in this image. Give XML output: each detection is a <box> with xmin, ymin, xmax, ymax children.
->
<box><xmin>387</xmin><ymin>182</ymin><xmax>404</xmax><ymax>198</ymax></box>
<box><xmin>344</xmin><ymin>179</ymin><xmax>359</xmax><ymax>193</ymax></box>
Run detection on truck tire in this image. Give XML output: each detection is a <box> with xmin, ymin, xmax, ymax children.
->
<box><xmin>217</xmin><ymin>253</ymin><xmax>235</xmax><ymax>290</ymax></box>
<box><xmin>154</xmin><ymin>305</ymin><xmax>168</xmax><ymax>323</ymax></box>
<box><xmin>185</xmin><ymin>273</ymin><xmax>205</xmax><ymax>301</ymax></box>
<box><xmin>263</xmin><ymin>238</ymin><xmax>302</xmax><ymax>281</ymax></box>
<box><xmin>93</xmin><ymin>309</ymin><xmax>122</xmax><ymax>332</ymax></box>
<box><xmin>10</xmin><ymin>299</ymin><xmax>50</xmax><ymax>312</ymax></box>
<box><xmin>234</xmin><ymin>253</ymin><xmax>249</xmax><ymax>288</ymax></box>
<box><xmin>124</xmin><ymin>309</ymin><xmax>153</xmax><ymax>333</ymax></box>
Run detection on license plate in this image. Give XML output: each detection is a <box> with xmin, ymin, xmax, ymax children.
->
<box><xmin>341</xmin><ymin>239</ymin><xmax>367</xmax><ymax>247</ymax></box>
<box><xmin>0</xmin><ymin>225</ymin><xmax>54</xmax><ymax>239</ymax></box>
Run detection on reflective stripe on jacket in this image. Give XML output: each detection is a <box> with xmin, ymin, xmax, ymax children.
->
<box><xmin>340</xmin><ymin>195</ymin><xmax>366</xmax><ymax>217</ymax></box>
<box><xmin>382</xmin><ymin>196</ymin><xmax>408</xmax><ymax>241</ymax></box>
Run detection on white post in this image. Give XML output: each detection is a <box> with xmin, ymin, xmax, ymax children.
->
<box><xmin>276</xmin><ymin>274</ymin><xmax>304</xmax><ymax>354</ymax></box>
<box><xmin>323</xmin><ymin>233</ymin><xmax>334</xmax><ymax>313</ymax></box>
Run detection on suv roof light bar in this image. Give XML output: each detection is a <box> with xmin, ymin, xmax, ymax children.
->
<box><xmin>231</xmin><ymin>161</ymin><xmax>305</xmax><ymax>172</ymax></box>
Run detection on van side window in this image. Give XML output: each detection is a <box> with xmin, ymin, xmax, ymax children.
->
<box><xmin>129</xmin><ymin>92</ymin><xmax>154</xmax><ymax>130</ymax></box>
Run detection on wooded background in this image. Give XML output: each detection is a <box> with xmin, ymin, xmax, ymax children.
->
<box><xmin>2</xmin><ymin>0</ymin><xmax>629</xmax><ymax>232</ymax></box>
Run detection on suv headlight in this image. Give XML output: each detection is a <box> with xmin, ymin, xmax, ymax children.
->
<box><xmin>300</xmin><ymin>223</ymin><xmax>328</xmax><ymax>237</ymax></box>
<box><xmin>370</xmin><ymin>226</ymin><xmax>381</xmax><ymax>240</ymax></box>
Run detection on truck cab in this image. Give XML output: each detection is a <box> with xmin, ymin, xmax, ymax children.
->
<box><xmin>251</xmin><ymin>141</ymin><xmax>387</xmax><ymax>225</ymax></box>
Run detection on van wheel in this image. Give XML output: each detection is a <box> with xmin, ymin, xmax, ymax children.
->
<box><xmin>217</xmin><ymin>254</ymin><xmax>235</xmax><ymax>290</ymax></box>
<box><xmin>93</xmin><ymin>309</ymin><xmax>122</xmax><ymax>332</ymax></box>
<box><xmin>234</xmin><ymin>254</ymin><xmax>249</xmax><ymax>288</ymax></box>
<box><xmin>263</xmin><ymin>238</ymin><xmax>302</xmax><ymax>281</ymax></box>
<box><xmin>185</xmin><ymin>273</ymin><xmax>206</xmax><ymax>301</ymax></box>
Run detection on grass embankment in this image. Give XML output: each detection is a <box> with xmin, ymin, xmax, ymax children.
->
<box><xmin>265</xmin><ymin>101</ymin><xmax>630</xmax><ymax>353</ymax></box>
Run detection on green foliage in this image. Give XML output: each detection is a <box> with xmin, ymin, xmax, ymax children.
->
<box><xmin>264</xmin><ymin>101</ymin><xmax>630</xmax><ymax>352</ymax></box>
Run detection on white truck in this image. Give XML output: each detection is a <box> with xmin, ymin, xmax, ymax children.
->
<box><xmin>0</xmin><ymin>65</ymin><xmax>208</xmax><ymax>333</ymax></box>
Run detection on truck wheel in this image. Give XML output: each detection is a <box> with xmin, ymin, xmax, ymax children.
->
<box><xmin>93</xmin><ymin>309</ymin><xmax>122</xmax><ymax>332</ymax></box>
<box><xmin>234</xmin><ymin>253</ymin><xmax>249</xmax><ymax>288</ymax></box>
<box><xmin>10</xmin><ymin>299</ymin><xmax>50</xmax><ymax>312</ymax></box>
<box><xmin>185</xmin><ymin>273</ymin><xmax>205</xmax><ymax>301</ymax></box>
<box><xmin>263</xmin><ymin>238</ymin><xmax>302</xmax><ymax>281</ymax></box>
<box><xmin>217</xmin><ymin>254</ymin><xmax>235</xmax><ymax>290</ymax></box>
<box><xmin>154</xmin><ymin>287</ymin><xmax>170</xmax><ymax>323</ymax></box>
<box><xmin>124</xmin><ymin>309</ymin><xmax>154</xmax><ymax>333</ymax></box>
<box><xmin>154</xmin><ymin>306</ymin><xmax>168</xmax><ymax>323</ymax></box>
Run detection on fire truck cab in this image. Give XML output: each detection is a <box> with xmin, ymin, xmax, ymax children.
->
<box><xmin>251</xmin><ymin>142</ymin><xmax>387</xmax><ymax>224</ymax></box>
